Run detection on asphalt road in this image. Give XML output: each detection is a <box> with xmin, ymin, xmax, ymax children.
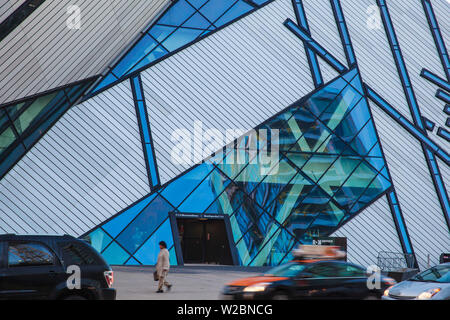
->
<box><xmin>112</xmin><ymin>265</ymin><xmax>270</xmax><ymax>300</ymax></box>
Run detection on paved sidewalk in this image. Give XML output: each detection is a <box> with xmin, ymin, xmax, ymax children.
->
<box><xmin>112</xmin><ymin>265</ymin><xmax>270</xmax><ymax>300</ymax></box>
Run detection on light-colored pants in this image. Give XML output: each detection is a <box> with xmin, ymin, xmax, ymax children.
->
<box><xmin>158</xmin><ymin>270</ymin><xmax>171</xmax><ymax>290</ymax></box>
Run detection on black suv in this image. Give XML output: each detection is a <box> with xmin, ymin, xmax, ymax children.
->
<box><xmin>0</xmin><ymin>234</ymin><xmax>116</xmax><ymax>300</ymax></box>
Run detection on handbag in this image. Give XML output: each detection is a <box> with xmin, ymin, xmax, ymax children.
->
<box><xmin>153</xmin><ymin>270</ymin><xmax>159</xmax><ymax>281</ymax></box>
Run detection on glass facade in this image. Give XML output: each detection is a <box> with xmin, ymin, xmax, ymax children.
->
<box><xmin>83</xmin><ymin>68</ymin><xmax>391</xmax><ymax>266</ymax></box>
<box><xmin>0</xmin><ymin>79</ymin><xmax>95</xmax><ymax>179</ymax></box>
<box><xmin>91</xmin><ymin>0</ymin><xmax>272</xmax><ymax>93</ymax></box>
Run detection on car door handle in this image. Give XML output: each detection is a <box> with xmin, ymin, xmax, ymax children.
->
<box><xmin>49</xmin><ymin>271</ymin><xmax>57</xmax><ymax>277</ymax></box>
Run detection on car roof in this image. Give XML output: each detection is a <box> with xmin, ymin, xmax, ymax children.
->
<box><xmin>291</xmin><ymin>259</ymin><xmax>365</xmax><ymax>268</ymax></box>
<box><xmin>0</xmin><ymin>234</ymin><xmax>76</xmax><ymax>241</ymax></box>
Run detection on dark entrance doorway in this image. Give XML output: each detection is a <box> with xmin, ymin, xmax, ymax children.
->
<box><xmin>176</xmin><ymin>218</ymin><xmax>233</xmax><ymax>265</ymax></box>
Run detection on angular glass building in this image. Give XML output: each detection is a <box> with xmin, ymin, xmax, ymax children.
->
<box><xmin>0</xmin><ymin>0</ymin><xmax>449</xmax><ymax>270</ymax></box>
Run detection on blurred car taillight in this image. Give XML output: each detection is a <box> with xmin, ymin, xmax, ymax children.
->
<box><xmin>383</xmin><ymin>277</ymin><xmax>396</xmax><ymax>286</ymax></box>
<box><xmin>104</xmin><ymin>271</ymin><xmax>114</xmax><ymax>288</ymax></box>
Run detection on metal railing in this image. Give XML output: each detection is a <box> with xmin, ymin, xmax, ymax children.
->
<box><xmin>377</xmin><ymin>251</ymin><xmax>416</xmax><ymax>271</ymax></box>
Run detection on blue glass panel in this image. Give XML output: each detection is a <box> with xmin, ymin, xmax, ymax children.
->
<box><xmin>308</xmin><ymin>204</ymin><xmax>345</xmax><ymax>231</ymax></box>
<box><xmin>306</xmin><ymin>81</ymin><xmax>347</xmax><ymax>117</ymax></box>
<box><xmin>92</xmin><ymin>73</ymin><xmax>117</xmax><ymax>93</ymax></box>
<box><xmin>348</xmin><ymin>119</ymin><xmax>377</xmax><ymax>156</ymax></box>
<box><xmin>317</xmin><ymin>155</ymin><xmax>362</xmax><ymax>197</ymax></box>
<box><xmin>332</xmin><ymin>161</ymin><xmax>380</xmax><ymax>210</ymax></box>
<box><xmin>200</xmin><ymin>0</ymin><xmax>235</xmax><ymax>23</ymax></box>
<box><xmin>217</xmin><ymin>151</ymin><xmax>255</xmax><ymax>180</ymax></box>
<box><xmin>285</xmin><ymin>212</ymin><xmax>318</xmax><ymax>240</ymax></box>
<box><xmin>149</xmin><ymin>25</ymin><xmax>176</xmax><ymax>42</ymax></box>
<box><xmin>13</xmin><ymin>91</ymin><xmax>65</xmax><ymax>135</ymax></box>
<box><xmin>214</xmin><ymin>1</ymin><xmax>253</xmax><ymax>27</ymax></box>
<box><xmin>289</xmin><ymin>109</ymin><xmax>334</xmax><ymax>153</ymax></box>
<box><xmin>101</xmin><ymin>241</ymin><xmax>130</xmax><ymax>265</ymax></box>
<box><xmin>183</xmin><ymin>12</ymin><xmax>212</xmax><ymax>29</ymax></box>
<box><xmin>365</xmin><ymin>157</ymin><xmax>385</xmax><ymax>173</ymax></box>
<box><xmin>178</xmin><ymin>168</ymin><xmax>231</xmax><ymax>213</ymax></box>
<box><xmin>200</xmin><ymin>30</ymin><xmax>211</xmax><ymax>37</ymax></box>
<box><xmin>102</xmin><ymin>194</ymin><xmax>157</xmax><ymax>238</ymax></box>
<box><xmin>125</xmin><ymin>257</ymin><xmax>140</xmax><ymax>265</ymax></box>
<box><xmin>204</xmin><ymin>147</ymin><xmax>232</xmax><ymax>165</ymax></box>
<box><xmin>279</xmin><ymin>246</ymin><xmax>296</xmax><ymax>265</ymax></box>
<box><xmin>293</xmin><ymin>186</ymin><xmax>333</xmax><ymax>214</ymax></box>
<box><xmin>341</xmin><ymin>67</ymin><xmax>359</xmax><ymax>84</ymax></box>
<box><xmin>283</xmin><ymin>152</ymin><xmax>312</xmax><ymax>171</ymax></box>
<box><xmin>134</xmin><ymin>219</ymin><xmax>174</xmax><ymax>265</ymax></box>
<box><xmin>380</xmin><ymin>166</ymin><xmax>390</xmax><ymax>181</ymax></box>
<box><xmin>368</xmin><ymin>142</ymin><xmax>383</xmax><ymax>157</ymax></box>
<box><xmin>112</xmin><ymin>34</ymin><xmax>158</xmax><ymax>77</ymax></box>
<box><xmin>64</xmin><ymin>81</ymin><xmax>92</xmax><ymax>103</ymax></box>
<box><xmin>319</xmin><ymin>85</ymin><xmax>362</xmax><ymax>125</ymax></box>
<box><xmin>349</xmin><ymin>173</ymin><xmax>390</xmax><ymax>214</ymax></box>
<box><xmin>0</xmin><ymin>126</ymin><xmax>17</xmax><ymax>154</ymax></box>
<box><xmin>233</xmin><ymin>197</ymin><xmax>271</xmax><ymax>239</ymax></box>
<box><xmin>6</xmin><ymin>102</ymin><xmax>26</xmax><ymax>119</ymax></box>
<box><xmin>116</xmin><ymin>195</ymin><xmax>175</xmax><ymax>254</ymax></box>
<box><xmin>250</xmin><ymin>226</ymin><xmax>297</xmax><ymax>266</ymax></box>
<box><xmin>248</xmin><ymin>157</ymin><xmax>298</xmax><ymax>209</ymax></box>
<box><xmin>300</xmin><ymin>154</ymin><xmax>339</xmax><ymax>182</ymax></box>
<box><xmin>262</xmin><ymin>110</ymin><xmax>298</xmax><ymax>151</ymax></box>
<box><xmin>169</xmin><ymin>246</ymin><xmax>178</xmax><ymax>265</ymax></box>
<box><xmin>162</xmin><ymin>27</ymin><xmax>204</xmax><ymax>51</ymax></box>
<box><xmin>205</xmin><ymin>182</ymin><xmax>246</xmax><ymax>215</ymax></box>
<box><xmin>161</xmin><ymin>163</ymin><xmax>214</xmax><ymax>207</ymax></box>
<box><xmin>0</xmin><ymin>109</ymin><xmax>9</xmax><ymax>128</ymax></box>
<box><xmin>158</xmin><ymin>0</ymin><xmax>196</xmax><ymax>25</ymax></box>
<box><xmin>251</xmin><ymin>0</ymin><xmax>270</xmax><ymax>4</ymax></box>
<box><xmin>132</xmin><ymin>77</ymin><xmax>143</xmax><ymax>101</ymax></box>
<box><xmin>128</xmin><ymin>45</ymin><xmax>168</xmax><ymax>73</ymax></box>
<box><xmin>235</xmin><ymin>206</ymin><xmax>274</xmax><ymax>265</ymax></box>
<box><xmin>188</xmin><ymin>0</ymin><xmax>208</xmax><ymax>9</ymax></box>
<box><xmin>234</xmin><ymin>162</ymin><xmax>269</xmax><ymax>195</ymax></box>
<box><xmin>324</xmin><ymin>134</ymin><xmax>357</xmax><ymax>156</ymax></box>
<box><xmin>85</xmin><ymin>228</ymin><xmax>112</xmax><ymax>253</ymax></box>
<box><xmin>349</xmin><ymin>75</ymin><xmax>365</xmax><ymax>95</ymax></box>
<box><xmin>333</xmin><ymin>100</ymin><xmax>371</xmax><ymax>145</ymax></box>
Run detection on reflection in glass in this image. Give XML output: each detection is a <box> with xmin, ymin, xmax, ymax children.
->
<box><xmin>84</xmin><ymin>68</ymin><xmax>391</xmax><ymax>266</ymax></box>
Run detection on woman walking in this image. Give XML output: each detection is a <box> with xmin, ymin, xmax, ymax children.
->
<box><xmin>156</xmin><ymin>241</ymin><xmax>172</xmax><ymax>293</ymax></box>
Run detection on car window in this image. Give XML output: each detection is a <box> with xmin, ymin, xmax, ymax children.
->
<box><xmin>410</xmin><ymin>265</ymin><xmax>450</xmax><ymax>283</ymax></box>
<box><xmin>0</xmin><ymin>241</ymin><xmax>5</xmax><ymax>267</ymax></box>
<box><xmin>264</xmin><ymin>263</ymin><xmax>306</xmax><ymax>277</ymax></box>
<box><xmin>8</xmin><ymin>242</ymin><xmax>55</xmax><ymax>267</ymax></box>
<box><xmin>58</xmin><ymin>241</ymin><xmax>99</xmax><ymax>265</ymax></box>
<box><xmin>334</xmin><ymin>264</ymin><xmax>366</xmax><ymax>277</ymax></box>
<box><xmin>305</xmin><ymin>263</ymin><xmax>339</xmax><ymax>278</ymax></box>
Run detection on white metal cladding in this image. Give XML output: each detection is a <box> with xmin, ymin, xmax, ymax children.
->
<box><xmin>0</xmin><ymin>0</ymin><xmax>26</xmax><ymax>24</ymax></box>
<box><xmin>0</xmin><ymin>0</ymin><xmax>170</xmax><ymax>105</ymax></box>
<box><xmin>301</xmin><ymin>0</ymin><xmax>450</xmax><ymax>267</ymax></box>
<box><xmin>335</xmin><ymin>0</ymin><xmax>449</xmax><ymax>148</ymax></box>
<box><xmin>0</xmin><ymin>81</ymin><xmax>150</xmax><ymax>236</ymax></box>
<box><xmin>332</xmin><ymin>196</ymin><xmax>403</xmax><ymax>268</ymax></box>
<box><xmin>335</xmin><ymin>0</ymin><xmax>410</xmax><ymax>118</ymax></box>
<box><xmin>386</xmin><ymin>0</ymin><xmax>450</xmax><ymax>150</ymax></box>
<box><xmin>440</xmin><ymin>159</ymin><xmax>450</xmax><ymax>199</ymax></box>
<box><xmin>371</xmin><ymin>101</ymin><xmax>450</xmax><ymax>270</ymax></box>
<box><xmin>140</xmin><ymin>0</ymin><xmax>346</xmax><ymax>185</ymax></box>
<box><xmin>302</xmin><ymin>0</ymin><xmax>344</xmax><ymax>84</ymax></box>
